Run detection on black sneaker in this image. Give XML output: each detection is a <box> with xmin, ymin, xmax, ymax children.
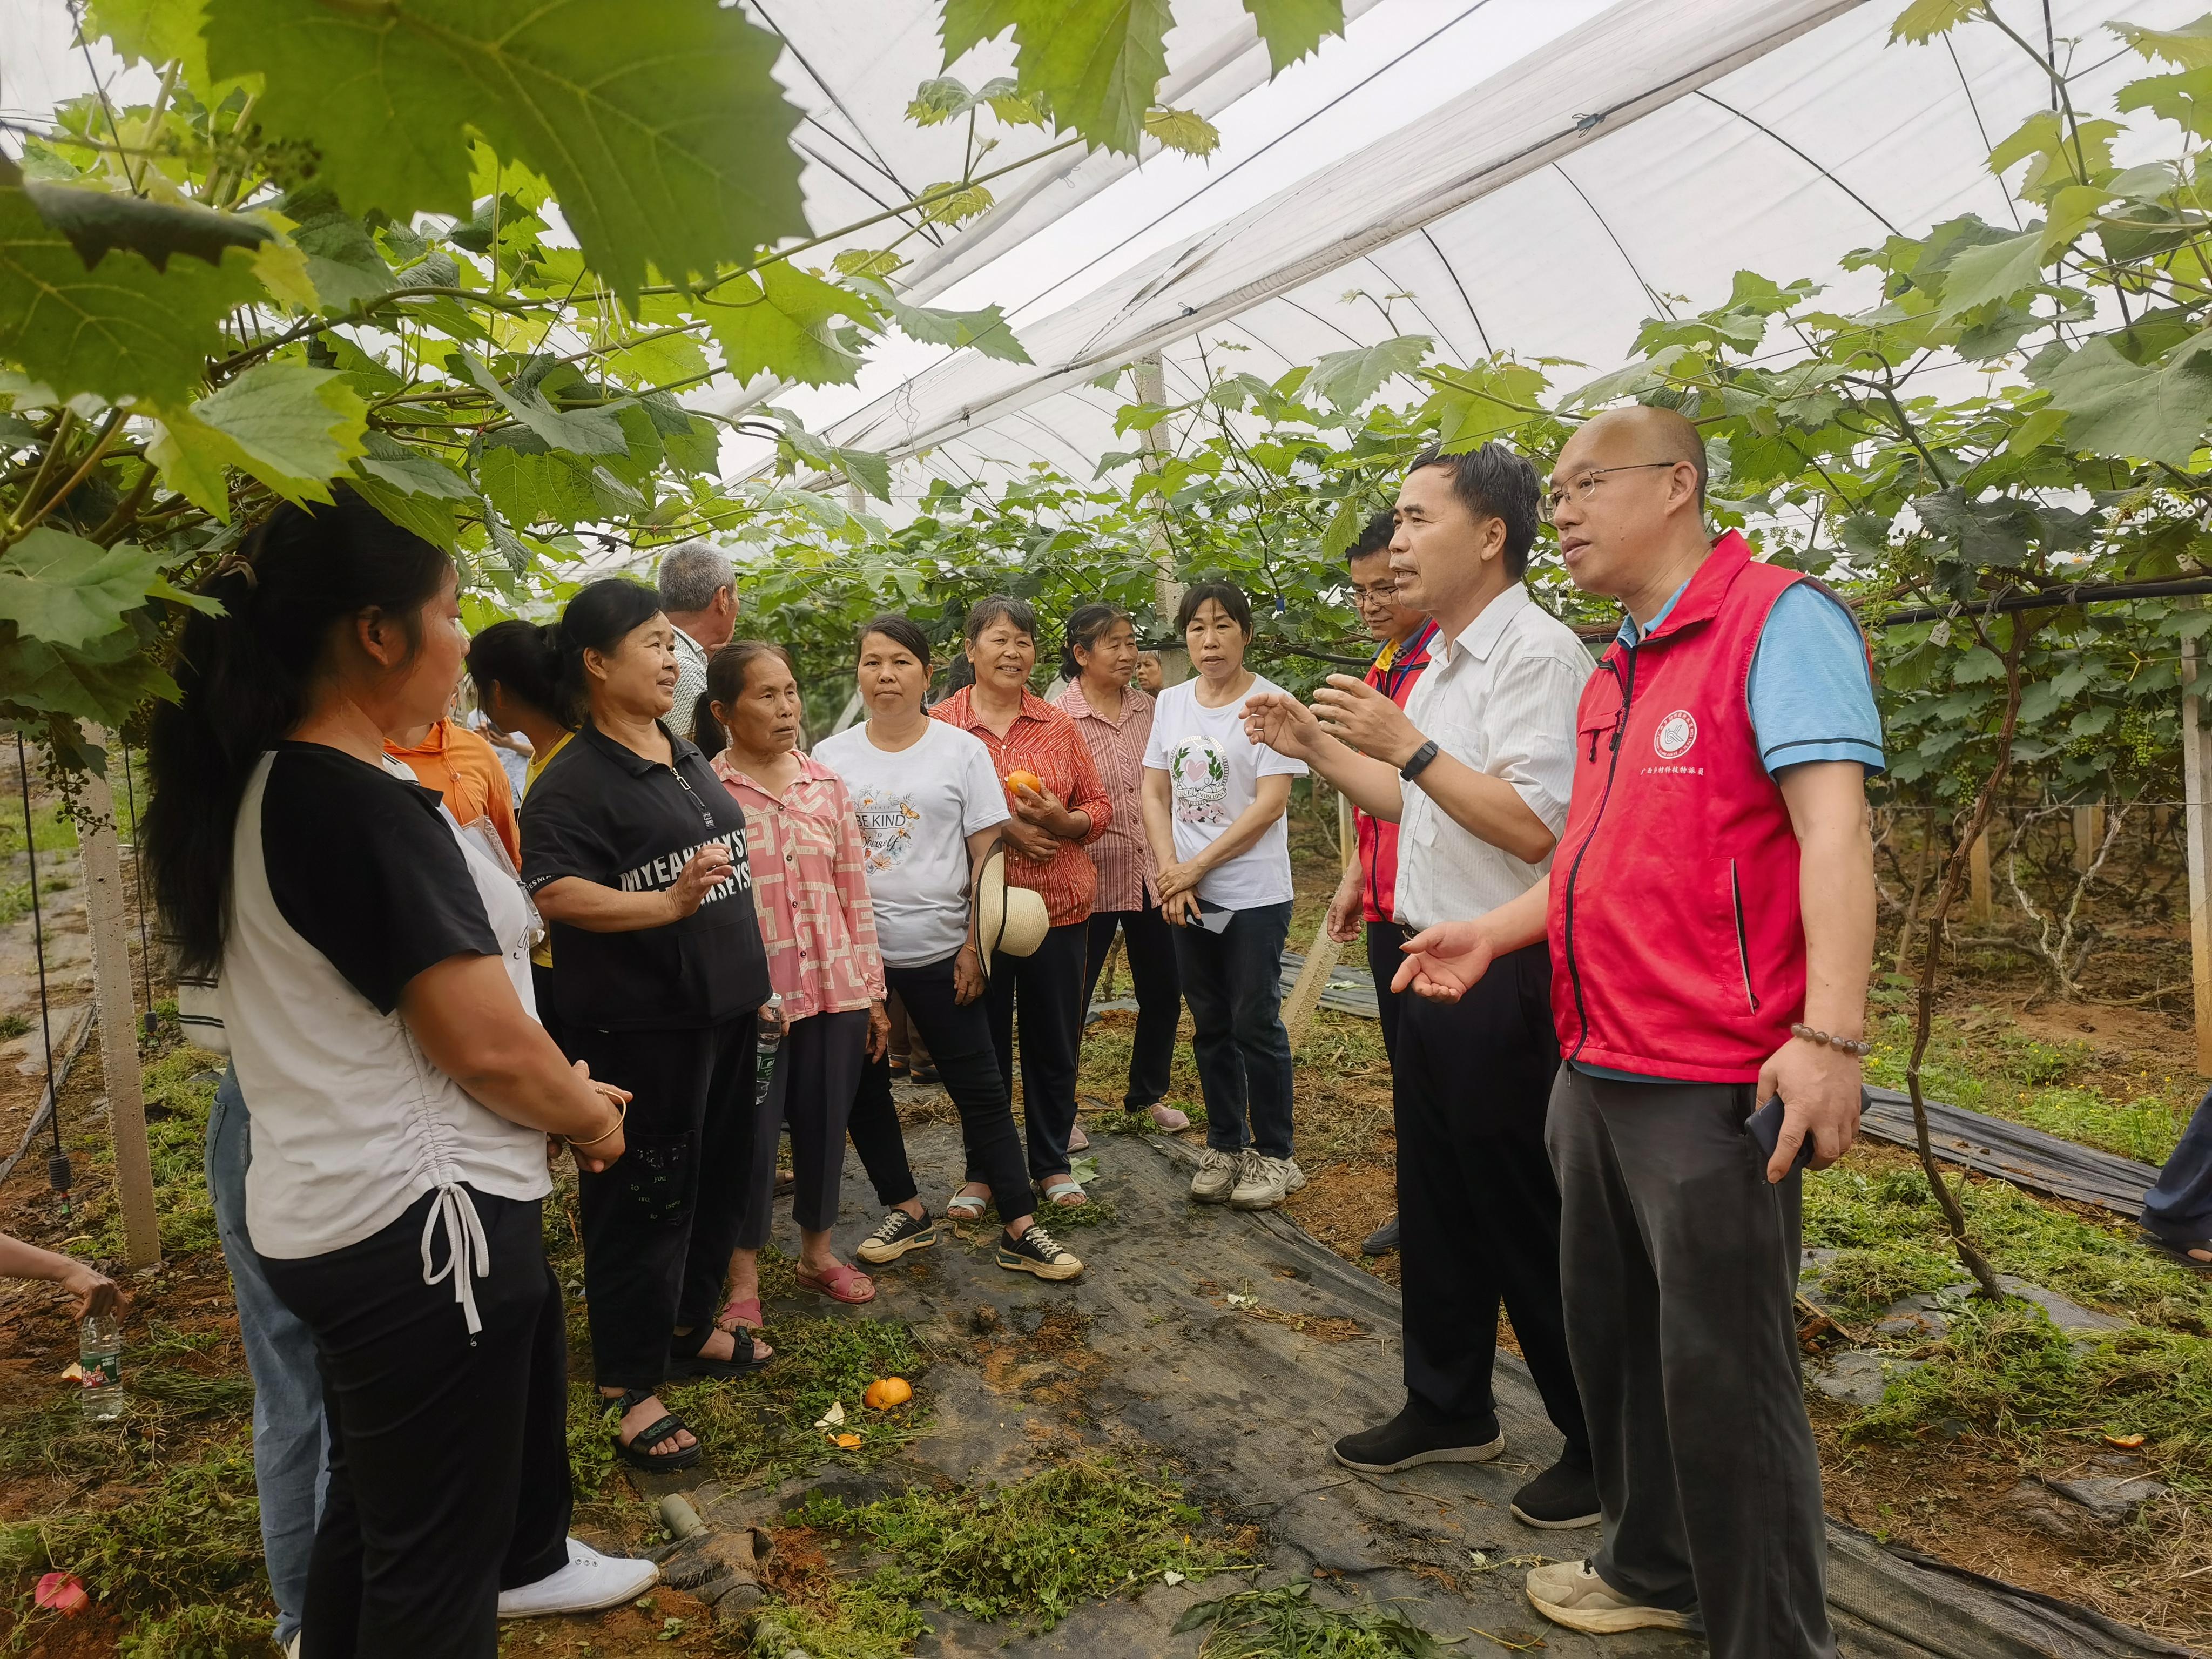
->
<box><xmin>855</xmin><ymin>1207</ymin><xmax>936</xmax><ymax>1264</ymax></box>
<box><xmin>1510</xmin><ymin>1455</ymin><xmax>1601</xmax><ymax>1529</ymax></box>
<box><xmin>1331</xmin><ymin>1402</ymin><xmax>1503</xmax><ymax>1473</ymax></box>
<box><xmin>1361</xmin><ymin>1215</ymin><xmax>1400</xmax><ymax>1256</ymax></box>
<box><xmin>996</xmin><ymin>1223</ymin><xmax>1084</xmax><ymax>1282</ymax></box>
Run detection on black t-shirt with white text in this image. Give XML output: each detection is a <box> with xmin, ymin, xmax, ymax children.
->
<box><xmin>520</xmin><ymin>719</ymin><xmax>769</xmax><ymax>1030</ymax></box>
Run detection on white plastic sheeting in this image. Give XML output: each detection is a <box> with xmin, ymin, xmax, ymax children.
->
<box><xmin>798</xmin><ymin>0</ymin><xmax>2200</xmax><ymax>497</ymax></box>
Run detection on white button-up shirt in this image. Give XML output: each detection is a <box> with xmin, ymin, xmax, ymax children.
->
<box><xmin>1395</xmin><ymin>583</ymin><xmax>1592</xmax><ymax>930</ymax></box>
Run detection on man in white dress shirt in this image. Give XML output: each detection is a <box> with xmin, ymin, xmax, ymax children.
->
<box><xmin>1243</xmin><ymin>442</ymin><xmax>1596</xmax><ymax>1528</ymax></box>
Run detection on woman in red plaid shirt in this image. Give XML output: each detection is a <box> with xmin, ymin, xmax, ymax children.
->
<box><xmin>932</xmin><ymin>596</ymin><xmax>1113</xmax><ymax>1209</ymax></box>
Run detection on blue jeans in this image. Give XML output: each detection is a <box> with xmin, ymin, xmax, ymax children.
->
<box><xmin>1173</xmin><ymin>900</ymin><xmax>1296</xmax><ymax>1161</ymax></box>
<box><xmin>206</xmin><ymin>1069</ymin><xmax>328</xmax><ymax>1646</ymax></box>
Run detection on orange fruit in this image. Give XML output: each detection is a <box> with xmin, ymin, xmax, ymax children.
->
<box><xmin>864</xmin><ymin>1377</ymin><xmax>913</xmax><ymax>1410</ymax></box>
<box><xmin>1007</xmin><ymin>769</ymin><xmax>1043</xmax><ymax>795</ymax></box>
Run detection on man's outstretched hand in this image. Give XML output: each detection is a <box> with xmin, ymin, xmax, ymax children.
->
<box><xmin>1391</xmin><ymin>921</ymin><xmax>1497</xmax><ymax>1003</ymax></box>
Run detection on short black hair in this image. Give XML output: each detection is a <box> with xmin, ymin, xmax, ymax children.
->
<box><xmin>964</xmin><ymin>594</ymin><xmax>1038</xmax><ymax>644</ymax></box>
<box><xmin>856</xmin><ymin>612</ymin><xmax>930</xmax><ymax>664</ymax></box>
<box><xmin>1175</xmin><ymin>579</ymin><xmax>1252</xmax><ymax>636</ymax></box>
<box><xmin>556</xmin><ymin>577</ymin><xmax>665</xmax><ymax>723</ymax></box>
<box><xmin>1347</xmin><ymin>508</ymin><xmax>1395</xmax><ymax>563</ymax></box>
<box><xmin>1405</xmin><ymin>441</ymin><xmax>1541</xmax><ymax>577</ymax></box>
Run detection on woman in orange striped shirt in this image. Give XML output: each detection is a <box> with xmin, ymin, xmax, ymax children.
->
<box><xmin>932</xmin><ymin>596</ymin><xmax>1111</xmax><ymax>1208</ymax></box>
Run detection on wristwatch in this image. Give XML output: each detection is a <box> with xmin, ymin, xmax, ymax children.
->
<box><xmin>1399</xmin><ymin>739</ymin><xmax>1440</xmax><ymax>782</ymax></box>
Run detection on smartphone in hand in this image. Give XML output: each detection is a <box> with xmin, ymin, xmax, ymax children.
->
<box><xmin>1745</xmin><ymin>1094</ymin><xmax>1816</xmax><ymax>1175</ymax></box>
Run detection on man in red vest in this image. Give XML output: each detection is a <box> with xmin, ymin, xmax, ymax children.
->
<box><xmin>1321</xmin><ymin>510</ymin><xmax>1440</xmax><ymax>1258</ymax></box>
<box><xmin>1395</xmin><ymin>406</ymin><xmax>1880</xmax><ymax>1657</ymax></box>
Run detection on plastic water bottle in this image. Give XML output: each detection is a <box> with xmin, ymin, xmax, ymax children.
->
<box><xmin>755</xmin><ymin>993</ymin><xmax>784</xmax><ymax>1109</ymax></box>
<box><xmin>78</xmin><ymin>1312</ymin><xmax>122</xmax><ymax>1423</ymax></box>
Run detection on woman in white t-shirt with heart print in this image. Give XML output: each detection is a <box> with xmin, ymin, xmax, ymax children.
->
<box><xmin>1141</xmin><ymin>581</ymin><xmax>1309</xmax><ymax>1213</ymax></box>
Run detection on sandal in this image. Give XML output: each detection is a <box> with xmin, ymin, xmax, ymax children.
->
<box><xmin>794</xmin><ymin>1260</ymin><xmax>876</xmax><ymax>1304</ymax></box>
<box><xmin>2139</xmin><ymin>1227</ymin><xmax>2212</xmax><ymax>1271</ymax></box>
<box><xmin>717</xmin><ymin>1296</ymin><xmax>764</xmax><ymax>1332</ymax></box>
<box><xmin>609</xmin><ymin>1388</ymin><xmax>703</xmax><ymax>1471</ymax></box>
<box><xmin>1039</xmin><ymin>1177</ymin><xmax>1088</xmax><ymax>1208</ymax></box>
<box><xmin>946</xmin><ymin>1189</ymin><xmax>990</xmax><ymax>1223</ymax></box>
<box><xmin>665</xmin><ymin>1322</ymin><xmax>771</xmax><ymax>1379</ymax></box>
<box><xmin>1067</xmin><ymin>1122</ymin><xmax>1090</xmax><ymax>1152</ymax></box>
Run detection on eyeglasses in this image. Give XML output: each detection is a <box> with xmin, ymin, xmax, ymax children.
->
<box><xmin>1350</xmin><ymin>582</ymin><xmax>1399</xmax><ymax>605</ymax></box>
<box><xmin>1540</xmin><ymin>461</ymin><xmax>1679</xmax><ymax>523</ymax></box>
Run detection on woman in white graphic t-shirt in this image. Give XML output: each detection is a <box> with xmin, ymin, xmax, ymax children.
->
<box><xmin>1141</xmin><ymin>581</ymin><xmax>1309</xmax><ymax>1213</ymax></box>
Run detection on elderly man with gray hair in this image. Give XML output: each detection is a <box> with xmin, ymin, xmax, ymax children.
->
<box><xmin>656</xmin><ymin>541</ymin><xmax>739</xmax><ymax>733</ymax></box>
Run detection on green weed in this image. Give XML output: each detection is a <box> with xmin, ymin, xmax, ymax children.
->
<box><xmin>798</xmin><ymin>1455</ymin><xmax>1230</xmax><ymax>1631</ymax></box>
<box><xmin>82</xmin><ymin>1048</ymin><xmax>224</xmax><ymax>1262</ymax></box>
<box><xmin>750</xmin><ymin>1581</ymin><xmax>927</xmax><ymax>1659</ymax></box>
<box><xmin>1175</xmin><ymin>1580</ymin><xmax>1448</xmax><ymax>1657</ymax></box>
<box><xmin>116</xmin><ymin>1601</ymin><xmax>271</xmax><ymax>1657</ymax></box>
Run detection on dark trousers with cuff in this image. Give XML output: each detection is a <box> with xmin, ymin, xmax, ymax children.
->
<box><xmin>1174</xmin><ymin>900</ymin><xmax>1295</xmax><ymax>1159</ymax></box>
<box><xmin>568</xmin><ymin>1014</ymin><xmax>758</xmax><ymax>1391</ymax></box>
<box><xmin>737</xmin><ymin>1007</ymin><xmax>868</xmax><ymax>1244</ymax></box>
<box><xmin>1364</xmin><ymin>920</ymin><xmax>1410</xmax><ymax>1066</ymax></box>
<box><xmin>1083</xmin><ymin>903</ymin><xmax>1183</xmax><ymax>1109</ymax></box>
<box><xmin>1394</xmin><ymin>940</ymin><xmax>1586</xmax><ymax>1449</ymax></box>
<box><xmin>261</xmin><ymin>1188</ymin><xmax>570</xmax><ymax>1659</ymax></box>
<box><xmin>846</xmin><ymin>953</ymin><xmax>1033</xmax><ymax>1223</ymax></box>
<box><xmin>982</xmin><ymin>920</ymin><xmax>1088</xmax><ymax>1184</ymax></box>
<box><xmin>1547</xmin><ymin>1067</ymin><xmax>1836</xmax><ymax>1659</ymax></box>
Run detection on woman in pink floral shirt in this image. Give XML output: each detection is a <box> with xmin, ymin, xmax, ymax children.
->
<box><xmin>698</xmin><ymin>643</ymin><xmax>888</xmax><ymax>1320</ymax></box>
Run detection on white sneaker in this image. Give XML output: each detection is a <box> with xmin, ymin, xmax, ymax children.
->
<box><xmin>498</xmin><ymin>1537</ymin><xmax>659</xmax><ymax>1618</ymax></box>
<box><xmin>1525</xmin><ymin>1560</ymin><xmax>1696</xmax><ymax>1633</ymax></box>
<box><xmin>1229</xmin><ymin>1154</ymin><xmax>1306</xmax><ymax>1210</ymax></box>
<box><xmin>1190</xmin><ymin>1147</ymin><xmax>1242</xmax><ymax>1204</ymax></box>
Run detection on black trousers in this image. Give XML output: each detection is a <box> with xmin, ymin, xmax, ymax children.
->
<box><xmin>737</xmin><ymin>1007</ymin><xmax>868</xmax><ymax>1244</ymax></box>
<box><xmin>846</xmin><ymin>954</ymin><xmax>1033</xmax><ymax>1223</ymax></box>
<box><xmin>261</xmin><ymin>1188</ymin><xmax>570</xmax><ymax>1659</ymax></box>
<box><xmin>568</xmin><ymin>1014</ymin><xmax>757</xmax><ymax>1391</ymax></box>
<box><xmin>1083</xmin><ymin>904</ymin><xmax>1183</xmax><ymax>1109</ymax></box>
<box><xmin>982</xmin><ymin>921</ymin><xmax>1088</xmax><ymax>1184</ymax></box>
<box><xmin>1364</xmin><ymin>920</ymin><xmax>1410</xmax><ymax>1066</ymax></box>
<box><xmin>1394</xmin><ymin>941</ymin><xmax>1586</xmax><ymax>1453</ymax></box>
<box><xmin>1547</xmin><ymin>1069</ymin><xmax>1835</xmax><ymax>1658</ymax></box>
<box><xmin>529</xmin><ymin>962</ymin><xmax>569</xmax><ymax>1058</ymax></box>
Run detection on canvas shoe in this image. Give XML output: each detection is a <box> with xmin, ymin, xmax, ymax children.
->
<box><xmin>1332</xmin><ymin>1402</ymin><xmax>1503</xmax><ymax>1473</ymax></box>
<box><xmin>498</xmin><ymin>1538</ymin><xmax>659</xmax><ymax>1618</ymax></box>
<box><xmin>1361</xmin><ymin>1215</ymin><xmax>1400</xmax><ymax>1256</ymax></box>
<box><xmin>997</xmin><ymin>1222</ymin><xmax>1084</xmax><ymax>1281</ymax></box>
<box><xmin>855</xmin><ymin>1206</ymin><xmax>936</xmax><ymax>1264</ymax></box>
<box><xmin>1509</xmin><ymin>1456</ymin><xmax>1602</xmax><ymax>1529</ymax></box>
<box><xmin>1190</xmin><ymin>1146</ymin><xmax>1243</xmax><ymax>1204</ymax></box>
<box><xmin>1228</xmin><ymin>1154</ymin><xmax>1306</xmax><ymax>1210</ymax></box>
<box><xmin>1525</xmin><ymin>1560</ymin><xmax>1697</xmax><ymax>1634</ymax></box>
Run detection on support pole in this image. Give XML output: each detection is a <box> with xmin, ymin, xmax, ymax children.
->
<box><xmin>2072</xmin><ymin>803</ymin><xmax>2105</xmax><ymax>873</ymax></box>
<box><xmin>79</xmin><ymin>736</ymin><xmax>159</xmax><ymax>1267</ymax></box>
<box><xmin>2184</xmin><ymin>638</ymin><xmax>2212</xmax><ymax>1075</ymax></box>
<box><xmin>1967</xmin><ymin>828</ymin><xmax>1992</xmax><ymax>925</ymax></box>
<box><xmin>1135</xmin><ymin>352</ymin><xmax>1189</xmax><ymax>686</ymax></box>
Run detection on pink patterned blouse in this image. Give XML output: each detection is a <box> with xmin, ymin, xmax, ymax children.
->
<box><xmin>712</xmin><ymin>751</ymin><xmax>885</xmax><ymax>1021</ymax></box>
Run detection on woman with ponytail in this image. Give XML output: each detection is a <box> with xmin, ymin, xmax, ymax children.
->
<box><xmin>143</xmin><ymin>489</ymin><xmax>652</xmax><ymax>1655</ymax></box>
<box><xmin>518</xmin><ymin>578</ymin><xmax>775</xmax><ymax>1474</ymax></box>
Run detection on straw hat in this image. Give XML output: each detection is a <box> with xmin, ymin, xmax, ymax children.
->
<box><xmin>973</xmin><ymin>839</ymin><xmax>1049</xmax><ymax>977</ymax></box>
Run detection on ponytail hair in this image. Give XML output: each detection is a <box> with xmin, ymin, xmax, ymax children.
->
<box><xmin>693</xmin><ymin>639</ymin><xmax>797</xmax><ymax>756</ymax></box>
<box><xmin>555</xmin><ymin>577</ymin><xmax>664</xmax><ymax>724</ymax></box>
<box><xmin>143</xmin><ymin>489</ymin><xmax>453</xmax><ymax>974</ymax></box>
<box><xmin>466</xmin><ymin>619</ymin><xmax>565</xmax><ymax>727</ymax></box>
<box><xmin>1059</xmin><ymin>602</ymin><xmax>1130</xmax><ymax>679</ymax></box>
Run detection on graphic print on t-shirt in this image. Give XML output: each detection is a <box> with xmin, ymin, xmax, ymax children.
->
<box><xmin>849</xmin><ymin>786</ymin><xmax>922</xmax><ymax>873</ymax></box>
<box><xmin>1170</xmin><ymin>737</ymin><xmax>1230</xmax><ymax>826</ymax></box>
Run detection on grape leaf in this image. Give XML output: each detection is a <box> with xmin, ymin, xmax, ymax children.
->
<box><xmin>1143</xmin><ymin>107</ymin><xmax>1220</xmax><ymax>157</ymax></box>
<box><xmin>0</xmin><ymin>614</ymin><xmax>181</xmax><ymax>767</ymax></box>
<box><xmin>147</xmin><ymin>361</ymin><xmax>368</xmax><ymax>517</ymax></box>
<box><xmin>203</xmin><ymin>0</ymin><xmax>808</xmax><ymax>302</ymax></box>
<box><xmin>2111</xmin><ymin>17</ymin><xmax>2212</xmax><ymax>69</ymax></box>
<box><xmin>0</xmin><ymin>527</ymin><xmax>192</xmax><ymax>649</ymax></box>
<box><xmin>2030</xmin><ymin>332</ymin><xmax>2212</xmax><ymax>466</ymax></box>
<box><xmin>703</xmin><ymin>264</ymin><xmax>872</xmax><ymax>387</ymax></box>
<box><xmin>0</xmin><ymin>157</ymin><xmax>262</xmax><ymax>412</ymax></box>
<box><xmin>940</xmin><ymin>0</ymin><xmax>1173</xmax><ymax>157</ymax></box>
<box><xmin>350</xmin><ymin>471</ymin><xmax>461</xmax><ymax>548</ymax></box>
<box><xmin>1937</xmin><ymin>228</ymin><xmax>2045</xmax><ymax>319</ymax></box>
<box><xmin>21</xmin><ymin>180</ymin><xmax>267</xmax><ymax>272</ymax></box>
<box><xmin>1304</xmin><ymin>335</ymin><xmax>1432</xmax><ymax>410</ymax></box>
<box><xmin>456</xmin><ymin>350</ymin><xmax>630</xmax><ymax>456</ymax></box>
<box><xmin>849</xmin><ymin>277</ymin><xmax>1031</xmax><ymax>364</ymax></box>
<box><xmin>1242</xmin><ymin>0</ymin><xmax>1345</xmax><ymax>73</ymax></box>
<box><xmin>480</xmin><ymin>434</ymin><xmax>604</xmax><ymax>527</ymax></box>
<box><xmin>355</xmin><ymin>431</ymin><xmax>477</xmax><ymax>502</ymax></box>
<box><xmin>1890</xmin><ymin>0</ymin><xmax>1978</xmax><ymax>43</ymax></box>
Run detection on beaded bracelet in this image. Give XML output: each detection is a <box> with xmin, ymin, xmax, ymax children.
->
<box><xmin>1791</xmin><ymin>1022</ymin><xmax>1871</xmax><ymax>1059</ymax></box>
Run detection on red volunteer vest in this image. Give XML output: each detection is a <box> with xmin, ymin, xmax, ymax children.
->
<box><xmin>1546</xmin><ymin>532</ymin><xmax>1817</xmax><ymax>1083</ymax></box>
<box><xmin>1355</xmin><ymin>618</ymin><xmax>1439</xmax><ymax>923</ymax></box>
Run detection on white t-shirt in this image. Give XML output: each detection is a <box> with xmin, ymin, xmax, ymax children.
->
<box><xmin>1143</xmin><ymin>675</ymin><xmax>1308</xmax><ymax>911</ymax></box>
<box><xmin>813</xmin><ymin>719</ymin><xmax>1011</xmax><ymax>968</ymax></box>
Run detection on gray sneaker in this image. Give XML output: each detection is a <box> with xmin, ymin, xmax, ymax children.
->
<box><xmin>1229</xmin><ymin>1154</ymin><xmax>1306</xmax><ymax>1210</ymax></box>
<box><xmin>1190</xmin><ymin>1146</ymin><xmax>1243</xmax><ymax>1204</ymax></box>
<box><xmin>1525</xmin><ymin>1561</ymin><xmax>1696</xmax><ymax>1634</ymax></box>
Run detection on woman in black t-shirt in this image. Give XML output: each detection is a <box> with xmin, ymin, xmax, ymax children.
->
<box><xmin>522</xmin><ymin>579</ymin><xmax>774</xmax><ymax>1470</ymax></box>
